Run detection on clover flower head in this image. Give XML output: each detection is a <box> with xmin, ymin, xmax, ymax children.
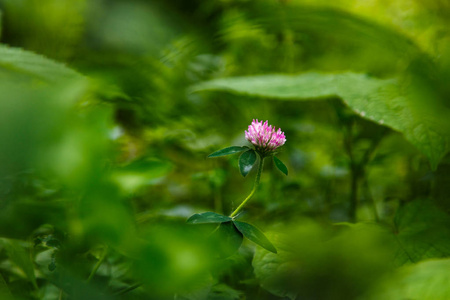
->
<box><xmin>245</xmin><ymin>119</ymin><xmax>286</xmax><ymax>154</ymax></box>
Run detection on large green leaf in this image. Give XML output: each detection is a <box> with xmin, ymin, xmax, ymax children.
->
<box><xmin>252</xmin><ymin>221</ymin><xmax>394</xmax><ymax>300</ymax></box>
<box><xmin>192</xmin><ymin>72</ymin><xmax>450</xmax><ymax>169</ymax></box>
<box><xmin>0</xmin><ymin>45</ymin><xmax>82</xmax><ymax>82</ymax></box>
<box><xmin>369</xmin><ymin>258</ymin><xmax>450</xmax><ymax>300</ymax></box>
<box><xmin>233</xmin><ymin>221</ymin><xmax>277</xmax><ymax>253</ymax></box>
<box><xmin>187</xmin><ymin>212</ymin><xmax>232</xmax><ymax>224</ymax></box>
<box><xmin>391</xmin><ymin>200</ymin><xmax>450</xmax><ymax>266</ymax></box>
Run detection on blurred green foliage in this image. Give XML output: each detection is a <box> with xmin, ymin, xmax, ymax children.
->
<box><xmin>0</xmin><ymin>0</ymin><xmax>450</xmax><ymax>299</ymax></box>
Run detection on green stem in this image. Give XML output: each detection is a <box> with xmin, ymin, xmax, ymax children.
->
<box><xmin>229</xmin><ymin>156</ymin><xmax>264</xmax><ymax>218</ymax></box>
<box><xmin>87</xmin><ymin>246</ymin><xmax>108</xmax><ymax>282</ymax></box>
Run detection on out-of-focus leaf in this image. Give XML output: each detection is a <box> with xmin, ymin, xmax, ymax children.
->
<box><xmin>129</xmin><ymin>224</ymin><xmax>213</xmax><ymax>298</ymax></box>
<box><xmin>370</xmin><ymin>259</ymin><xmax>450</xmax><ymax>300</ymax></box>
<box><xmin>253</xmin><ymin>221</ymin><xmax>393</xmax><ymax>300</ymax></box>
<box><xmin>208</xmin><ymin>146</ymin><xmax>248</xmax><ymax>158</ymax></box>
<box><xmin>192</xmin><ymin>72</ymin><xmax>450</xmax><ymax>170</ymax></box>
<box><xmin>207</xmin><ymin>283</ymin><xmax>242</xmax><ymax>300</ymax></box>
<box><xmin>0</xmin><ymin>272</ymin><xmax>13</xmax><ymax>300</ymax></box>
<box><xmin>0</xmin><ymin>238</ymin><xmax>38</xmax><ymax>290</ymax></box>
<box><xmin>273</xmin><ymin>156</ymin><xmax>288</xmax><ymax>176</ymax></box>
<box><xmin>0</xmin><ymin>45</ymin><xmax>82</xmax><ymax>82</ymax></box>
<box><xmin>233</xmin><ymin>221</ymin><xmax>277</xmax><ymax>253</ymax></box>
<box><xmin>212</xmin><ymin>222</ymin><xmax>243</xmax><ymax>258</ymax></box>
<box><xmin>86</xmin><ymin>1</ymin><xmax>179</xmax><ymax>55</ymax></box>
<box><xmin>111</xmin><ymin>158</ymin><xmax>172</xmax><ymax>193</ymax></box>
<box><xmin>392</xmin><ymin>200</ymin><xmax>450</xmax><ymax>266</ymax></box>
<box><xmin>252</xmin><ymin>232</ymin><xmax>299</xmax><ymax>300</ymax></box>
<box><xmin>173</xmin><ymin>273</ymin><xmax>214</xmax><ymax>300</ymax></box>
<box><xmin>187</xmin><ymin>212</ymin><xmax>231</xmax><ymax>224</ymax></box>
<box><xmin>239</xmin><ymin>150</ymin><xmax>257</xmax><ymax>177</ymax></box>
<box><xmin>0</xmin><ymin>80</ymin><xmax>90</xmax><ymax>180</ymax></box>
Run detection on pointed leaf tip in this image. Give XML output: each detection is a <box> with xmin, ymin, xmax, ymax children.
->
<box><xmin>187</xmin><ymin>212</ymin><xmax>232</xmax><ymax>224</ymax></box>
<box><xmin>239</xmin><ymin>150</ymin><xmax>257</xmax><ymax>177</ymax></box>
<box><xmin>273</xmin><ymin>156</ymin><xmax>288</xmax><ymax>176</ymax></box>
<box><xmin>233</xmin><ymin>221</ymin><xmax>277</xmax><ymax>253</ymax></box>
<box><xmin>208</xmin><ymin>146</ymin><xmax>248</xmax><ymax>158</ymax></box>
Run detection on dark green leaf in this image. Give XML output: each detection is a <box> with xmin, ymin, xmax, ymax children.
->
<box><xmin>239</xmin><ymin>150</ymin><xmax>257</xmax><ymax>177</ymax></box>
<box><xmin>392</xmin><ymin>200</ymin><xmax>450</xmax><ymax>265</ymax></box>
<box><xmin>208</xmin><ymin>146</ymin><xmax>248</xmax><ymax>158</ymax></box>
<box><xmin>233</xmin><ymin>221</ymin><xmax>277</xmax><ymax>253</ymax></box>
<box><xmin>48</xmin><ymin>260</ymin><xmax>57</xmax><ymax>272</ymax></box>
<box><xmin>187</xmin><ymin>212</ymin><xmax>232</xmax><ymax>224</ymax></box>
<box><xmin>273</xmin><ymin>156</ymin><xmax>288</xmax><ymax>176</ymax></box>
<box><xmin>211</xmin><ymin>222</ymin><xmax>243</xmax><ymax>258</ymax></box>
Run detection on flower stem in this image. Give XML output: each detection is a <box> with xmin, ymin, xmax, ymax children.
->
<box><xmin>230</xmin><ymin>156</ymin><xmax>265</xmax><ymax>218</ymax></box>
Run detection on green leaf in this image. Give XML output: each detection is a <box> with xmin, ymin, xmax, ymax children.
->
<box><xmin>369</xmin><ymin>258</ymin><xmax>450</xmax><ymax>300</ymax></box>
<box><xmin>0</xmin><ymin>238</ymin><xmax>38</xmax><ymax>290</ymax></box>
<box><xmin>187</xmin><ymin>212</ymin><xmax>232</xmax><ymax>224</ymax></box>
<box><xmin>192</xmin><ymin>72</ymin><xmax>450</xmax><ymax>170</ymax></box>
<box><xmin>208</xmin><ymin>284</ymin><xmax>242</xmax><ymax>300</ymax></box>
<box><xmin>0</xmin><ymin>45</ymin><xmax>83</xmax><ymax>82</ymax></box>
<box><xmin>212</xmin><ymin>222</ymin><xmax>243</xmax><ymax>258</ymax></box>
<box><xmin>111</xmin><ymin>158</ymin><xmax>172</xmax><ymax>193</ymax></box>
<box><xmin>252</xmin><ymin>230</ymin><xmax>298</xmax><ymax>299</ymax></box>
<box><xmin>273</xmin><ymin>156</ymin><xmax>288</xmax><ymax>176</ymax></box>
<box><xmin>0</xmin><ymin>273</ymin><xmax>13</xmax><ymax>300</ymax></box>
<box><xmin>239</xmin><ymin>150</ymin><xmax>257</xmax><ymax>177</ymax></box>
<box><xmin>391</xmin><ymin>199</ymin><xmax>450</xmax><ymax>266</ymax></box>
<box><xmin>208</xmin><ymin>146</ymin><xmax>248</xmax><ymax>158</ymax></box>
<box><xmin>233</xmin><ymin>221</ymin><xmax>277</xmax><ymax>253</ymax></box>
<box><xmin>252</xmin><ymin>222</ymin><xmax>392</xmax><ymax>300</ymax></box>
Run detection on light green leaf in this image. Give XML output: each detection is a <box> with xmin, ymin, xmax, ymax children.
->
<box><xmin>187</xmin><ymin>212</ymin><xmax>232</xmax><ymax>224</ymax></box>
<box><xmin>273</xmin><ymin>156</ymin><xmax>288</xmax><ymax>176</ymax></box>
<box><xmin>208</xmin><ymin>146</ymin><xmax>248</xmax><ymax>158</ymax></box>
<box><xmin>239</xmin><ymin>150</ymin><xmax>257</xmax><ymax>177</ymax></box>
<box><xmin>233</xmin><ymin>221</ymin><xmax>277</xmax><ymax>253</ymax></box>
<box><xmin>370</xmin><ymin>258</ymin><xmax>450</xmax><ymax>300</ymax></box>
<box><xmin>192</xmin><ymin>72</ymin><xmax>450</xmax><ymax>170</ymax></box>
<box><xmin>0</xmin><ymin>45</ymin><xmax>82</xmax><ymax>82</ymax></box>
<box><xmin>111</xmin><ymin>158</ymin><xmax>172</xmax><ymax>193</ymax></box>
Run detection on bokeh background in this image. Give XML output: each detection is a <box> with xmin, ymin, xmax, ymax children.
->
<box><xmin>0</xmin><ymin>0</ymin><xmax>450</xmax><ymax>299</ymax></box>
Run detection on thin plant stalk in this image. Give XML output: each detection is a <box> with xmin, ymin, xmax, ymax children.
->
<box><xmin>230</xmin><ymin>156</ymin><xmax>265</xmax><ymax>218</ymax></box>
